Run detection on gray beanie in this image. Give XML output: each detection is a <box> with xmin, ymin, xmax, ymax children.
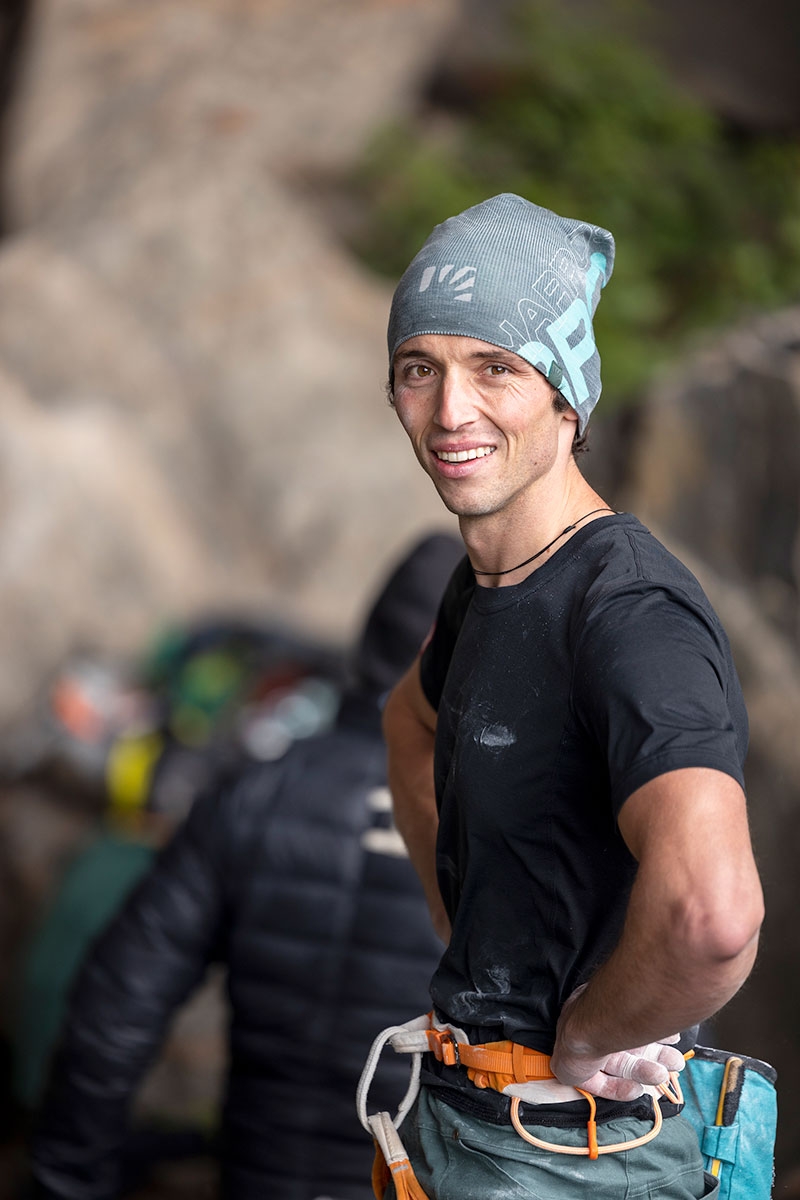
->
<box><xmin>388</xmin><ymin>193</ymin><xmax>615</xmax><ymax>434</ymax></box>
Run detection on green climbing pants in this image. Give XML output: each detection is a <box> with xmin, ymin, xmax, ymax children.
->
<box><xmin>383</xmin><ymin>1087</ymin><xmax>719</xmax><ymax>1199</ymax></box>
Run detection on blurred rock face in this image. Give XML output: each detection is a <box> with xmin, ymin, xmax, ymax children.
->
<box><xmin>620</xmin><ymin>309</ymin><xmax>800</xmax><ymax>637</ymax></box>
<box><xmin>0</xmin><ymin>0</ymin><xmax>459</xmax><ymax>724</ymax></box>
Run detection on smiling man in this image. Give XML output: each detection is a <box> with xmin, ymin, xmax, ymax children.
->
<box><xmin>392</xmin><ymin>335</ymin><xmax>592</xmax><ymax>526</ymax></box>
<box><xmin>372</xmin><ymin>194</ymin><xmax>764</xmax><ymax>1199</ymax></box>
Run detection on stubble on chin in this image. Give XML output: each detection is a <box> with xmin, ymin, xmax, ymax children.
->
<box><xmin>432</xmin><ymin>480</ymin><xmax>501</xmax><ymax>520</ymax></box>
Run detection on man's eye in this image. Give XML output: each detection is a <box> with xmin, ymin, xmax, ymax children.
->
<box><xmin>408</xmin><ymin>364</ymin><xmax>433</xmax><ymax>378</ymax></box>
<box><xmin>488</xmin><ymin>364</ymin><xmax>508</xmax><ymax>376</ymax></box>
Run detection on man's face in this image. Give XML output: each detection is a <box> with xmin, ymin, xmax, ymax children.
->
<box><xmin>391</xmin><ymin>334</ymin><xmax>577</xmax><ymax>520</ymax></box>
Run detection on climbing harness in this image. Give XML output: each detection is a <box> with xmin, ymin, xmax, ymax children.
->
<box><xmin>357</xmin><ymin>1013</ymin><xmax>685</xmax><ymax>1199</ymax></box>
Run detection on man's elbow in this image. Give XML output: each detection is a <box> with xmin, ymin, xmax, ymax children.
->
<box><xmin>681</xmin><ymin>884</ymin><xmax>764</xmax><ymax>966</ymax></box>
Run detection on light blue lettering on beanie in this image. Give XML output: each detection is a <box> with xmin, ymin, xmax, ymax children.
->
<box><xmin>387</xmin><ymin>193</ymin><xmax>615</xmax><ymax>434</ymax></box>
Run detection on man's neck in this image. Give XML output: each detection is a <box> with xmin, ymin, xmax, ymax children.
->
<box><xmin>461</xmin><ymin>475</ymin><xmax>611</xmax><ymax>588</ymax></box>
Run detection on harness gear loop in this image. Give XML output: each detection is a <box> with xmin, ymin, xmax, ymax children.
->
<box><xmin>509</xmin><ymin>1088</ymin><xmax>664</xmax><ymax>1160</ymax></box>
<box><xmin>356</xmin><ymin>1015</ymin><xmax>428</xmax><ymax>1138</ymax></box>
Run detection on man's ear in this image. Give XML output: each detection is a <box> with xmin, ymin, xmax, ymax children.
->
<box><xmin>556</xmin><ymin>403</ymin><xmax>582</xmax><ymax>458</ymax></box>
<box><xmin>558</xmin><ymin>403</ymin><xmax>579</xmax><ymax>445</ymax></box>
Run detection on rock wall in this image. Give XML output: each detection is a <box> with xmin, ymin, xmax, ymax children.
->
<box><xmin>0</xmin><ymin>0</ymin><xmax>461</xmax><ymax>726</ymax></box>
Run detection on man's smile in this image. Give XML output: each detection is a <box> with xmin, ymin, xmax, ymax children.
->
<box><xmin>434</xmin><ymin>446</ymin><xmax>496</xmax><ymax>463</ymax></box>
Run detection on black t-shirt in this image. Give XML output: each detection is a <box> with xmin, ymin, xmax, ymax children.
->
<box><xmin>420</xmin><ymin>513</ymin><xmax>748</xmax><ymax>1056</ymax></box>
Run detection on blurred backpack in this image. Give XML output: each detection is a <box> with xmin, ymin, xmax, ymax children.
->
<box><xmin>14</xmin><ymin>617</ymin><xmax>344</xmax><ymax>826</ymax></box>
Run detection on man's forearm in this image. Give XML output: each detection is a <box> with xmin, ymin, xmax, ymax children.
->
<box><xmin>550</xmin><ymin>889</ymin><xmax>760</xmax><ymax>1100</ymax></box>
<box><xmin>383</xmin><ymin>672</ymin><xmax>449</xmax><ymax>942</ymax></box>
<box><xmin>554</xmin><ymin>875</ymin><xmax>760</xmax><ymax>1065</ymax></box>
<box><xmin>551</xmin><ymin>769</ymin><xmax>764</xmax><ymax>1096</ymax></box>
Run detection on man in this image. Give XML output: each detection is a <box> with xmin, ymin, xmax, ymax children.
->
<box><xmin>29</xmin><ymin>532</ymin><xmax>463</xmax><ymax>1200</ymax></box>
<box><xmin>378</xmin><ymin>194</ymin><xmax>764</xmax><ymax>1198</ymax></box>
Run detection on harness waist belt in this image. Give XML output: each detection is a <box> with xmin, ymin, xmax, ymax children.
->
<box><xmin>425</xmin><ymin>1029</ymin><xmax>555</xmax><ymax>1092</ymax></box>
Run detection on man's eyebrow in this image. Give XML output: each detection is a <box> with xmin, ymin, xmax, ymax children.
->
<box><xmin>393</xmin><ymin>347</ymin><xmax>521</xmax><ymax>364</ymax></box>
<box><xmin>469</xmin><ymin>349</ymin><xmax>519</xmax><ymax>363</ymax></box>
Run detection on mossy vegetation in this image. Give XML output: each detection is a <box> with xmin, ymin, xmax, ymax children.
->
<box><xmin>345</xmin><ymin>2</ymin><xmax>800</xmax><ymax>405</ymax></box>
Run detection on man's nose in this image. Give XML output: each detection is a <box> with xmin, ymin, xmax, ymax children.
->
<box><xmin>433</xmin><ymin>375</ymin><xmax>477</xmax><ymax>430</ymax></box>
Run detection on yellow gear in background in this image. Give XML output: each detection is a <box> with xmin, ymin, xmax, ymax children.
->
<box><xmin>106</xmin><ymin>731</ymin><xmax>164</xmax><ymax>817</ymax></box>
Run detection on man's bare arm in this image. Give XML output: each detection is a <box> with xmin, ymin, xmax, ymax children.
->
<box><xmin>550</xmin><ymin>767</ymin><xmax>764</xmax><ymax>1099</ymax></box>
<box><xmin>383</xmin><ymin>662</ymin><xmax>450</xmax><ymax>942</ymax></box>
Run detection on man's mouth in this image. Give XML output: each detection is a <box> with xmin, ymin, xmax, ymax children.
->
<box><xmin>434</xmin><ymin>446</ymin><xmax>496</xmax><ymax>463</ymax></box>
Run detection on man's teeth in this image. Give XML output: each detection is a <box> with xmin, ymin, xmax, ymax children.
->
<box><xmin>436</xmin><ymin>447</ymin><xmax>495</xmax><ymax>463</ymax></box>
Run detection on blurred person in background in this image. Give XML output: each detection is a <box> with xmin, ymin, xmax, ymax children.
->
<box><xmin>365</xmin><ymin>194</ymin><xmax>765</xmax><ymax>1199</ymax></box>
<box><xmin>28</xmin><ymin>531</ymin><xmax>463</xmax><ymax>1200</ymax></box>
<box><xmin>11</xmin><ymin>615</ymin><xmax>347</xmax><ymax>1115</ymax></box>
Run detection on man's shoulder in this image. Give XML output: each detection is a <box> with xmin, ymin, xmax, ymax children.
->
<box><xmin>564</xmin><ymin>517</ymin><xmax>746</xmax><ymax>680</ymax></box>
<box><xmin>581</xmin><ymin>515</ymin><xmax>711</xmax><ymax>602</ymax></box>
<box><xmin>560</xmin><ymin>516</ymin><xmax>735</xmax><ymax>658</ymax></box>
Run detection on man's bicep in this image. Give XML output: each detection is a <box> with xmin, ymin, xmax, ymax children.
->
<box><xmin>618</xmin><ymin>767</ymin><xmax>749</xmax><ymax>862</ymax></box>
<box><xmin>618</xmin><ymin>769</ymin><xmax>762</xmax><ymax>934</ymax></box>
<box><xmin>618</xmin><ymin>767</ymin><xmax>764</xmax><ymax>964</ymax></box>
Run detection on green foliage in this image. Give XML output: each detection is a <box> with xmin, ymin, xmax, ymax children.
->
<box><xmin>346</xmin><ymin>1</ymin><xmax>800</xmax><ymax>405</ymax></box>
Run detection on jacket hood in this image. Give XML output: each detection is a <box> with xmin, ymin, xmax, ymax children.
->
<box><xmin>348</xmin><ymin>531</ymin><xmax>463</xmax><ymax>706</ymax></box>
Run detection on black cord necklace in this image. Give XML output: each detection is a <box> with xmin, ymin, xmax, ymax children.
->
<box><xmin>471</xmin><ymin>507</ymin><xmax>617</xmax><ymax>577</ymax></box>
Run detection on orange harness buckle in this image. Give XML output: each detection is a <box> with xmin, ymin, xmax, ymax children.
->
<box><xmin>425</xmin><ymin>1027</ymin><xmax>460</xmax><ymax>1067</ymax></box>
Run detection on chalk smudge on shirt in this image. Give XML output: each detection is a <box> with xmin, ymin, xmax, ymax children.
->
<box><xmin>477</xmin><ymin>724</ymin><xmax>516</xmax><ymax>750</ymax></box>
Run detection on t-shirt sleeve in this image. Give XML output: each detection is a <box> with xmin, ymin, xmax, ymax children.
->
<box><xmin>572</xmin><ymin>583</ymin><xmax>749</xmax><ymax>816</ymax></box>
<box><xmin>419</xmin><ymin>554</ymin><xmax>474</xmax><ymax>712</ymax></box>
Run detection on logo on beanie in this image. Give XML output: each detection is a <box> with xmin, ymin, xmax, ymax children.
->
<box><xmin>418</xmin><ymin>263</ymin><xmax>477</xmax><ymax>302</ymax></box>
<box><xmin>499</xmin><ymin>248</ymin><xmax>609</xmax><ymax>413</ymax></box>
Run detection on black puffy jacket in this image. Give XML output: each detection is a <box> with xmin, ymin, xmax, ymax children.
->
<box><xmin>31</xmin><ymin>697</ymin><xmax>444</xmax><ymax>1200</ymax></box>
